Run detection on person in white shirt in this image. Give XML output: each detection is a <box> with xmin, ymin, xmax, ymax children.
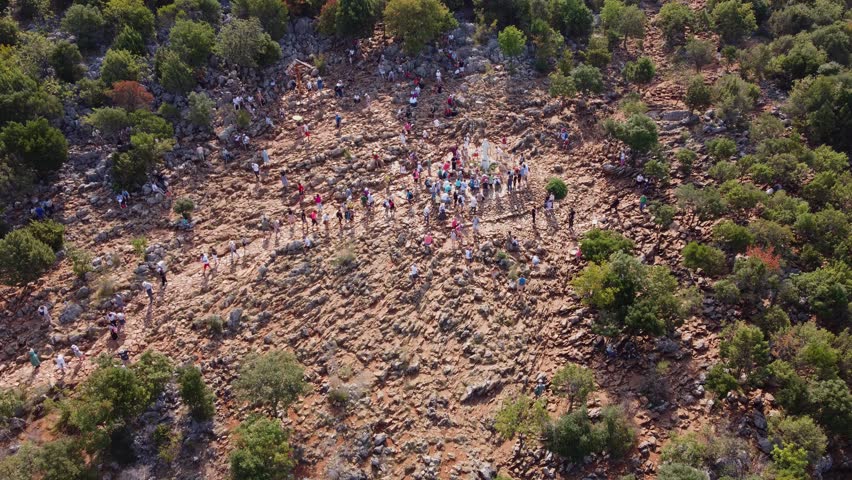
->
<box><xmin>71</xmin><ymin>344</ymin><xmax>84</xmax><ymax>360</ymax></box>
<box><xmin>200</xmin><ymin>253</ymin><xmax>211</xmax><ymax>274</ymax></box>
<box><xmin>37</xmin><ymin>305</ymin><xmax>51</xmax><ymax>323</ymax></box>
<box><xmin>142</xmin><ymin>281</ymin><xmax>154</xmax><ymax>301</ymax></box>
<box><xmin>251</xmin><ymin>163</ymin><xmax>260</xmax><ymax>182</ymax></box>
<box><xmin>55</xmin><ymin>354</ymin><xmax>67</xmax><ymax>373</ymax></box>
<box><xmin>409</xmin><ymin>264</ymin><xmax>419</xmax><ymax>281</ymax></box>
<box><xmin>229</xmin><ymin>240</ymin><xmax>240</xmax><ymax>264</ymax></box>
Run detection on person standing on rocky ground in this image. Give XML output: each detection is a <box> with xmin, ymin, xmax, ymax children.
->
<box><xmin>142</xmin><ymin>280</ymin><xmax>154</xmax><ymax>302</ymax></box>
<box><xmin>37</xmin><ymin>305</ymin><xmax>51</xmax><ymax>323</ymax></box>
<box><xmin>280</xmin><ymin>171</ymin><xmax>289</xmax><ymax>192</ymax></box>
<box><xmin>473</xmin><ymin>215</ymin><xmax>481</xmax><ymax>237</ymax></box>
<box><xmin>28</xmin><ymin>348</ymin><xmax>40</xmax><ymax>369</ymax></box>
<box><xmin>409</xmin><ymin>263</ymin><xmax>419</xmax><ymax>282</ymax></box>
<box><xmin>251</xmin><ymin>162</ymin><xmax>260</xmax><ymax>183</ymax></box>
<box><xmin>531</xmin><ymin>206</ymin><xmax>537</xmax><ymax>229</ymax></box>
<box><xmin>335</xmin><ymin>113</ymin><xmax>342</xmax><ymax>129</ymax></box>
<box><xmin>364</xmin><ymin>93</ymin><xmax>371</xmax><ymax>110</ymax></box>
<box><xmin>314</xmin><ymin>193</ymin><xmax>323</xmax><ymax>213</ymax></box>
<box><xmin>639</xmin><ymin>194</ymin><xmax>647</xmax><ymax>213</ymax></box>
<box><xmin>297</xmin><ymin>182</ymin><xmax>306</xmax><ymax>203</ymax></box>
<box><xmin>272</xmin><ymin>218</ymin><xmax>281</xmax><ymax>241</ymax></box>
<box><xmin>156</xmin><ymin>264</ymin><xmax>167</xmax><ymax>287</ymax></box>
<box><xmin>71</xmin><ymin>344</ymin><xmax>85</xmax><ymax>361</ymax></box>
<box><xmin>229</xmin><ymin>240</ymin><xmax>240</xmax><ymax>264</ymax></box>
<box><xmin>336</xmin><ymin>208</ymin><xmax>344</xmax><ymax>234</ymax></box>
<box><xmin>424</xmin><ymin>204</ymin><xmax>431</xmax><ymax>225</ymax></box>
<box><xmin>310</xmin><ymin>210</ymin><xmax>319</xmax><ymax>230</ymax></box>
<box><xmin>55</xmin><ymin>354</ymin><xmax>67</xmax><ymax>374</ymax></box>
<box><xmin>200</xmin><ymin>252</ymin><xmax>211</xmax><ymax>276</ymax></box>
<box><xmin>568</xmin><ymin>208</ymin><xmax>576</xmax><ymax>233</ymax></box>
<box><xmin>300</xmin><ymin>210</ymin><xmax>308</xmax><ymax>234</ymax></box>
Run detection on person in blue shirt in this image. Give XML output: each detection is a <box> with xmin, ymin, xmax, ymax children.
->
<box><xmin>335</xmin><ymin>113</ymin><xmax>342</xmax><ymax>129</ymax></box>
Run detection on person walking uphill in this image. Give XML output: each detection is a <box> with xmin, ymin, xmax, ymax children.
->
<box><xmin>28</xmin><ymin>348</ymin><xmax>40</xmax><ymax>369</ymax></box>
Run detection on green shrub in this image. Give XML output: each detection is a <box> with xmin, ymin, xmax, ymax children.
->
<box><xmin>683</xmin><ymin>37</ymin><xmax>714</xmax><ymax>72</ymax></box>
<box><xmin>580</xmin><ymin>229</ymin><xmax>634</xmax><ymax>263</ymax></box>
<box><xmin>684</xmin><ymin>74</ymin><xmax>712</xmax><ymax>113</ymax></box>
<box><xmin>84</xmin><ymin>107</ymin><xmax>131</xmax><ymax>140</ymax></box>
<box><xmin>16</xmin><ymin>0</ymin><xmax>51</xmax><ymax>20</ymax></box>
<box><xmin>100</xmin><ymin>48</ymin><xmax>142</xmax><ymax>86</ymax></box>
<box><xmin>230</xmin><ymin>416</ymin><xmax>295</xmax><ymax>480</ymax></box>
<box><xmin>216</xmin><ymin>17</ymin><xmax>281</xmax><ymax>68</ymax></box>
<box><xmin>49</xmin><ymin>41</ymin><xmax>85</xmax><ymax>83</ymax></box>
<box><xmin>494</xmin><ymin>395</ymin><xmax>548</xmax><ymax>439</ymax></box>
<box><xmin>657</xmin><ymin>463</ymin><xmax>708</xmax><ymax>480</ymax></box>
<box><xmin>157</xmin><ymin>102</ymin><xmax>180</xmax><ymax>120</ymax></box>
<box><xmin>112</xmin><ymin>132</ymin><xmax>174</xmax><ymax>190</ymax></box>
<box><xmin>710</xmin><ymin>0</ymin><xmax>756</xmax><ymax>44</ymax></box>
<box><xmin>624</xmin><ymin>56</ymin><xmax>655</xmax><ymax>89</ymax></box>
<box><xmin>550</xmin><ymin>0</ymin><xmax>593</xmax><ymax>39</ymax></box>
<box><xmin>720</xmin><ymin>321</ymin><xmax>770</xmax><ymax>382</ymax></box>
<box><xmin>713</xmin><ymin>74</ymin><xmax>759</xmax><ymax>126</ymax></box>
<box><xmin>234</xmin><ymin>350</ymin><xmax>308</xmax><ymax>415</ymax></box>
<box><xmin>157</xmin><ymin>49</ymin><xmax>195</xmax><ymax>94</ymax></box>
<box><xmin>67</xmin><ymin>247</ymin><xmax>93</xmax><ymax>278</ymax></box>
<box><xmin>112</xmin><ymin>26</ymin><xmax>145</xmax><ymax>55</ymax></box>
<box><xmin>544</xmin><ymin>177</ymin><xmax>568</xmax><ymax>200</ymax></box>
<box><xmin>152</xmin><ymin>424</ymin><xmax>181</xmax><ymax>462</ymax></box>
<box><xmin>792</xmin><ymin>263</ymin><xmax>852</xmax><ymax>326</ymax></box>
<box><xmin>809</xmin><ymin>379</ymin><xmax>852</xmax><ymax>435</ymax></box>
<box><xmin>542</xmin><ymin>407</ymin><xmax>597</xmax><ymax>461</ymax></box>
<box><xmin>232</xmin><ymin>0</ymin><xmax>289</xmax><ymax>39</ymax></box>
<box><xmin>197</xmin><ymin>315</ymin><xmax>224</xmax><ymax>334</ymax></box>
<box><xmin>384</xmin><ymin>0</ymin><xmax>456</xmax><ymax>55</ymax></box>
<box><xmin>719</xmin><ymin>180</ymin><xmax>764</xmax><ymax>212</ymax></box>
<box><xmin>552</xmin><ymin>363</ymin><xmax>595</xmax><ymax>411</ymax></box>
<box><xmin>661</xmin><ymin>432</ymin><xmax>708</xmax><ymax>468</ymax></box>
<box><xmin>649</xmin><ymin>201</ymin><xmax>676</xmax><ymax>229</ymax></box>
<box><xmin>0</xmin><ymin>16</ymin><xmax>20</xmax><ymax>46</ymax></box>
<box><xmin>768</xmin><ymin>414</ymin><xmax>827</xmax><ymax>465</ymax></box>
<box><xmin>177</xmin><ymin>365</ymin><xmax>215</xmax><ymax>420</ymax></box>
<box><xmin>656</xmin><ymin>2</ymin><xmax>693</xmax><ymax>45</ymax></box>
<box><xmin>548</xmin><ymin>71</ymin><xmax>577</xmax><ymax>102</ymax></box>
<box><xmin>756</xmin><ymin>305</ymin><xmax>790</xmax><ymax>335</ymax></box>
<box><xmin>76</xmin><ymin>78</ymin><xmax>109</xmax><ymax>107</ymax></box>
<box><xmin>0</xmin><ymin>388</ymin><xmax>25</xmax><ymax>426</ymax></box>
<box><xmin>706</xmin><ymin>364</ymin><xmax>739</xmax><ymax>397</ymax></box>
<box><xmin>158</xmin><ymin>0</ymin><xmax>221</xmax><ymax>25</ymax></box>
<box><xmin>682</xmin><ymin>242</ymin><xmax>727</xmax><ymax>276</ymax></box>
<box><xmin>24</xmin><ymin>219</ymin><xmax>64</xmax><ymax>251</ymax></box>
<box><xmin>168</xmin><ymin>19</ymin><xmax>215</xmax><ymax>67</ymax></box>
<box><xmin>596</xmin><ymin>406</ymin><xmax>636</xmax><ymax>458</ymax></box>
<box><xmin>583</xmin><ymin>34</ymin><xmax>612</xmax><ymax>67</ymax></box>
<box><xmin>186</xmin><ymin>91</ymin><xmax>215</xmax><ymax>129</ymax></box>
<box><xmin>708</xmin><ymin>161</ymin><xmax>741</xmax><ymax>183</ymax></box>
<box><xmin>605</xmin><ymin>113</ymin><xmax>658</xmax><ymax>154</ymax></box>
<box><xmin>643</xmin><ymin>159</ymin><xmax>670</xmax><ymax>185</ymax></box>
<box><xmin>173</xmin><ymin>197</ymin><xmax>194</xmax><ymax>219</ymax></box>
<box><xmin>713</xmin><ymin>278</ymin><xmax>741</xmax><ymax>304</ymax></box>
<box><xmin>105</xmin><ymin>0</ymin><xmax>155</xmax><ymax>39</ymax></box>
<box><xmin>33</xmin><ymin>438</ymin><xmax>89</xmax><ymax>480</ymax></box>
<box><xmin>785</xmin><ymin>72</ymin><xmax>852</xmax><ymax>153</ymax></box>
<box><xmin>0</xmin><ymin>118</ymin><xmax>68</xmax><ymax>174</ymax></box>
<box><xmin>317</xmin><ymin>0</ymin><xmax>338</xmax><ymax>35</ymax></box>
<box><xmin>0</xmin><ymin>57</ymin><xmax>62</xmax><ymax>125</ymax></box>
<box><xmin>334</xmin><ymin>0</ymin><xmax>378</xmax><ymax>37</ymax></box>
<box><xmin>571</xmin><ymin>64</ymin><xmax>604</xmax><ymax>94</ymax></box>
<box><xmin>61</xmin><ymin>4</ymin><xmax>105</xmax><ymax>50</ymax></box>
<box><xmin>770</xmin><ymin>442</ymin><xmax>809</xmax><ymax>479</ymax></box>
<box><xmin>675</xmin><ymin>148</ymin><xmax>696</xmax><ymax>176</ymax></box>
<box><xmin>706</xmin><ymin>138</ymin><xmax>736</xmax><ymax>162</ymax></box>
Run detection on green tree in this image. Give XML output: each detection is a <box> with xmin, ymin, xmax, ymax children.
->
<box><xmin>105</xmin><ymin>0</ymin><xmax>156</xmax><ymax>40</ymax></box>
<box><xmin>571</xmin><ymin>64</ymin><xmax>603</xmax><ymax>93</ymax></box>
<box><xmin>384</xmin><ymin>0</ymin><xmax>457</xmax><ymax>55</ymax></box>
<box><xmin>606</xmin><ymin>113</ymin><xmax>658</xmax><ymax>154</ymax></box>
<box><xmin>583</xmin><ymin>34</ymin><xmax>611</xmax><ymax>67</ymax></box>
<box><xmin>494</xmin><ymin>395</ymin><xmax>548</xmax><ymax>439</ymax></box>
<box><xmin>542</xmin><ymin>408</ymin><xmax>597</xmax><ymax>461</ymax></box>
<box><xmin>49</xmin><ymin>41</ymin><xmax>84</xmax><ymax>83</ymax></box>
<box><xmin>682</xmin><ymin>242</ymin><xmax>727</xmax><ymax>276</ymax></box>
<box><xmin>768</xmin><ymin>414</ymin><xmax>827</xmax><ymax>465</ymax></box>
<box><xmin>32</xmin><ymin>439</ymin><xmax>88</xmax><ymax>480</ymax></box>
<box><xmin>684</xmin><ymin>75</ymin><xmax>711</xmax><ymax>113</ymax></box>
<box><xmin>676</xmin><ymin>148</ymin><xmax>697</xmax><ymax>176</ymax></box>
<box><xmin>548</xmin><ymin>71</ymin><xmax>576</xmax><ymax>103</ymax></box>
<box><xmin>177</xmin><ymin>365</ymin><xmax>215</xmax><ymax>420</ymax></box>
<box><xmin>335</xmin><ymin>0</ymin><xmax>377</xmax><ymax>37</ymax></box>
<box><xmin>61</xmin><ymin>4</ymin><xmax>105</xmax><ymax>50</ymax></box>
<box><xmin>186</xmin><ymin>91</ymin><xmax>215</xmax><ymax>129</ymax></box>
<box><xmin>713</xmin><ymin>220</ymin><xmax>753</xmax><ymax>253</ymax></box>
<box><xmin>235</xmin><ymin>350</ymin><xmax>308</xmax><ymax>415</ymax></box>
<box><xmin>711</xmin><ymin>0</ymin><xmax>756</xmax><ymax>44</ymax></box>
<box><xmin>739</xmin><ymin>43</ymin><xmax>772</xmax><ymax>81</ymax></box>
<box><xmin>0</xmin><ymin>118</ymin><xmax>67</xmax><ymax>175</ymax></box>
<box><xmin>157</xmin><ymin>49</ymin><xmax>195</xmax><ymax>94</ymax></box>
<box><xmin>713</xmin><ymin>74</ymin><xmax>759</xmax><ymax>126</ymax></box>
<box><xmin>720</xmin><ymin>322</ymin><xmax>770</xmax><ymax>382</ymax></box>
<box><xmin>216</xmin><ymin>17</ymin><xmax>282</xmax><ymax>68</ymax></box>
<box><xmin>683</xmin><ymin>36</ymin><xmax>714</xmax><ymax>72</ymax></box>
<box><xmin>579</xmin><ymin>229</ymin><xmax>634</xmax><ymax>263</ymax></box>
<box><xmin>0</xmin><ymin>16</ymin><xmax>20</xmax><ymax>46</ymax></box>
<box><xmin>656</xmin><ymin>2</ymin><xmax>693</xmax><ymax>45</ymax></box>
<box><xmin>549</xmin><ymin>0</ymin><xmax>593</xmax><ymax>39</ymax></box>
<box><xmin>545</xmin><ymin>177</ymin><xmax>568</xmax><ymax>199</ymax></box>
<box><xmin>232</xmin><ymin>0</ymin><xmax>289</xmax><ymax>39</ymax></box>
<box><xmin>169</xmin><ymin>19</ymin><xmax>215</xmax><ymax>67</ymax></box>
<box><xmin>0</xmin><ymin>228</ymin><xmax>55</xmax><ymax>285</ymax></box>
<box><xmin>0</xmin><ymin>58</ymin><xmax>62</xmax><ymax>125</ymax></box>
<box><xmin>497</xmin><ymin>25</ymin><xmax>527</xmax><ymax>65</ymax></box>
<box><xmin>230</xmin><ymin>416</ymin><xmax>295</xmax><ymax>480</ymax></box>
<box><xmin>551</xmin><ymin>363</ymin><xmax>595</xmax><ymax>411</ymax></box>
<box><xmin>785</xmin><ymin>72</ymin><xmax>852</xmax><ymax>153</ymax></box>
<box><xmin>112</xmin><ymin>26</ymin><xmax>145</xmax><ymax>55</ymax></box>
<box><xmin>809</xmin><ymin>379</ymin><xmax>852</xmax><ymax>435</ymax></box>
<box><xmin>100</xmin><ymin>48</ymin><xmax>142</xmax><ymax>86</ymax></box>
<box><xmin>706</xmin><ymin>137</ymin><xmax>736</xmax><ymax>162</ymax></box>
<box><xmin>24</xmin><ymin>220</ymin><xmax>65</xmax><ymax>251</ymax></box>
<box><xmin>657</xmin><ymin>463</ymin><xmax>708</xmax><ymax>480</ymax></box>
<box><xmin>624</xmin><ymin>56</ymin><xmax>655</xmax><ymax>90</ymax></box>
<box><xmin>706</xmin><ymin>364</ymin><xmax>739</xmax><ymax>397</ymax></box>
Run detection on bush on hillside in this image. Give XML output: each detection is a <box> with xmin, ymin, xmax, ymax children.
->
<box><xmin>216</xmin><ymin>18</ymin><xmax>281</xmax><ymax>68</ymax></box>
<box><xmin>384</xmin><ymin>0</ymin><xmax>456</xmax><ymax>55</ymax></box>
<box><xmin>186</xmin><ymin>91</ymin><xmax>215</xmax><ymax>129</ymax></box>
<box><xmin>230</xmin><ymin>416</ymin><xmax>295</xmax><ymax>480</ymax></box>
<box><xmin>682</xmin><ymin>242</ymin><xmax>727</xmax><ymax>276</ymax></box>
<box><xmin>104</xmin><ymin>0</ymin><xmax>155</xmax><ymax>39</ymax></box>
<box><xmin>0</xmin><ymin>118</ymin><xmax>68</xmax><ymax>174</ymax></box>
<box><xmin>334</xmin><ymin>0</ymin><xmax>377</xmax><ymax>37</ymax></box>
<box><xmin>61</xmin><ymin>4</ymin><xmax>105</xmax><ymax>50</ymax></box>
<box><xmin>157</xmin><ymin>49</ymin><xmax>195</xmax><ymax>94</ymax></box>
<box><xmin>112</xmin><ymin>26</ymin><xmax>145</xmax><ymax>55</ymax></box>
<box><xmin>0</xmin><ymin>229</ymin><xmax>56</xmax><ymax>285</ymax></box>
<box><xmin>24</xmin><ymin>220</ymin><xmax>64</xmax><ymax>251</ymax></box>
<box><xmin>232</xmin><ymin>0</ymin><xmax>289</xmax><ymax>39</ymax></box>
<box><xmin>545</xmin><ymin>177</ymin><xmax>568</xmax><ymax>200</ymax></box>
<box><xmin>168</xmin><ymin>19</ymin><xmax>215</xmax><ymax>68</ymax></box>
<box><xmin>49</xmin><ymin>41</ymin><xmax>85</xmax><ymax>83</ymax></box>
<box><xmin>108</xmin><ymin>81</ymin><xmax>153</xmax><ymax>111</ymax></box>
<box><xmin>0</xmin><ymin>16</ymin><xmax>20</xmax><ymax>46</ymax></box>
<box><xmin>234</xmin><ymin>350</ymin><xmax>309</xmax><ymax>415</ymax></box>
<box><xmin>580</xmin><ymin>229</ymin><xmax>634</xmax><ymax>263</ymax></box>
<box><xmin>177</xmin><ymin>365</ymin><xmax>215</xmax><ymax>420</ymax></box>
<box><xmin>100</xmin><ymin>49</ymin><xmax>142</xmax><ymax>86</ymax></box>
